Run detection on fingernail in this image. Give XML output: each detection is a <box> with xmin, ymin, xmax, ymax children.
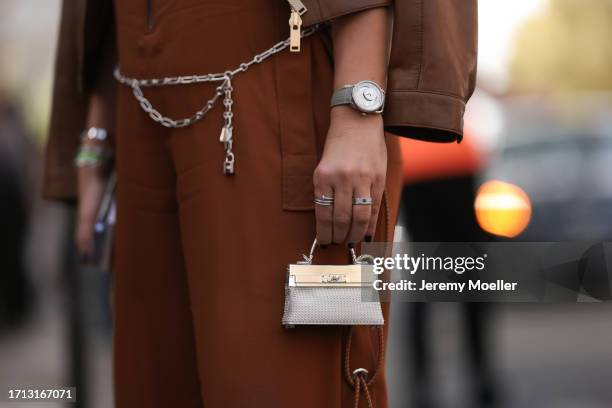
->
<box><xmin>365</xmin><ymin>235</ymin><xmax>373</xmax><ymax>243</ymax></box>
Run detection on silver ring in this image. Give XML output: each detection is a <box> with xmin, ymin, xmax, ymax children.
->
<box><xmin>314</xmin><ymin>199</ymin><xmax>334</xmax><ymax>206</ymax></box>
<box><xmin>352</xmin><ymin>197</ymin><xmax>373</xmax><ymax>205</ymax></box>
<box><xmin>314</xmin><ymin>194</ymin><xmax>334</xmax><ymax>206</ymax></box>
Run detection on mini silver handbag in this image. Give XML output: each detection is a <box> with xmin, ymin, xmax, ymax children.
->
<box><xmin>282</xmin><ymin>239</ymin><xmax>384</xmax><ymax>328</ymax></box>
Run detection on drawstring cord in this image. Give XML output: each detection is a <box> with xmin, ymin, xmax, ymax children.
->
<box><xmin>344</xmin><ymin>326</ymin><xmax>385</xmax><ymax>408</ymax></box>
<box><xmin>344</xmin><ymin>189</ymin><xmax>390</xmax><ymax>407</ymax></box>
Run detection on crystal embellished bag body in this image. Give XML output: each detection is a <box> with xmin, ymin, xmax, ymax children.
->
<box><xmin>282</xmin><ymin>240</ymin><xmax>384</xmax><ymax>328</ymax></box>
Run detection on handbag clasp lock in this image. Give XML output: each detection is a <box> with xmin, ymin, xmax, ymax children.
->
<box><xmin>321</xmin><ymin>274</ymin><xmax>347</xmax><ymax>283</ymax></box>
<box><xmin>287</xmin><ymin>239</ymin><xmax>376</xmax><ymax>288</ymax></box>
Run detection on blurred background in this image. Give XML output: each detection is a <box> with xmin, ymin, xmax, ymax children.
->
<box><xmin>1</xmin><ymin>1</ymin><xmax>611</xmax><ymax>407</ymax></box>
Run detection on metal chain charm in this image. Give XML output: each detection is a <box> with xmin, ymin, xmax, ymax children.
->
<box><xmin>114</xmin><ymin>23</ymin><xmax>320</xmax><ymax>175</ymax></box>
<box><xmin>221</xmin><ymin>76</ymin><xmax>235</xmax><ymax>175</ymax></box>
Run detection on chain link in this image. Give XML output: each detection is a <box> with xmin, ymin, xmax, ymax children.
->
<box><xmin>220</xmin><ymin>77</ymin><xmax>235</xmax><ymax>174</ymax></box>
<box><xmin>114</xmin><ymin>24</ymin><xmax>320</xmax><ymax>128</ymax></box>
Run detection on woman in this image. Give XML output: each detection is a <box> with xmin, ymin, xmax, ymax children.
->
<box><xmin>43</xmin><ymin>0</ymin><xmax>477</xmax><ymax>407</ymax></box>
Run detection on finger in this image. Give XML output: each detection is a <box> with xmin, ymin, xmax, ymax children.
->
<box><xmin>347</xmin><ymin>184</ymin><xmax>372</xmax><ymax>244</ymax></box>
<box><xmin>75</xmin><ymin>214</ymin><xmax>96</xmax><ymax>251</ymax></box>
<box><xmin>366</xmin><ymin>181</ymin><xmax>385</xmax><ymax>239</ymax></box>
<box><xmin>314</xmin><ymin>188</ymin><xmax>334</xmax><ymax>245</ymax></box>
<box><xmin>76</xmin><ymin>239</ymin><xmax>94</xmax><ymax>264</ymax></box>
<box><xmin>332</xmin><ymin>186</ymin><xmax>352</xmax><ymax>244</ymax></box>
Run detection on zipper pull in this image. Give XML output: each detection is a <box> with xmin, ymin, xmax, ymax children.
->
<box><xmin>289</xmin><ymin>10</ymin><xmax>303</xmax><ymax>52</ymax></box>
<box><xmin>287</xmin><ymin>0</ymin><xmax>306</xmax><ymax>52</ymax></box>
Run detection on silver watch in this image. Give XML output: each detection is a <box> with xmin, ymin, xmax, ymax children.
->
<box><xmin>330</xmin><ymin>80</ymin><xmax>385</xmax><ymax>114</ymax></box>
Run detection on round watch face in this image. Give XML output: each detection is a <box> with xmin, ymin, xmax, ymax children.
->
<box><xmin>351</xmin><ymin>80</ymin><xmax>384</xmax><ymax>113</ymax></box>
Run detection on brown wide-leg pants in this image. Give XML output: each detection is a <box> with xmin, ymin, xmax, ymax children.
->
<box><xmin>112</xmin><ymin>1</ymin><xmax>402</xmax><ymax>407</ymax></box>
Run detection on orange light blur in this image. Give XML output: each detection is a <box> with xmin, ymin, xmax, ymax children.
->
<box><xmin>475</xmin><ymin>180</ymin><xmax>532</xmax><ymax>238</ymax></box>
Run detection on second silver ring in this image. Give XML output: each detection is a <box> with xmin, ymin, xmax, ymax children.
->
<box><xmin>352</xmin><ymin>197</ymin><xmax>373</xmax><ymax>205</ymax></box>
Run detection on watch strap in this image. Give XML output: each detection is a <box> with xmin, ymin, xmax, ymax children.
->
<box><xmin>330</xmin><ymin>86</ymin><xmax>354</xmax><ymax>108</ymax></box>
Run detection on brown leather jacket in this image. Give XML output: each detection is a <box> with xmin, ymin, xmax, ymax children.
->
<box><xmin>43</xmin><ymin>0</ymin><xmax>478</xmax><ymax>202</ymax></box>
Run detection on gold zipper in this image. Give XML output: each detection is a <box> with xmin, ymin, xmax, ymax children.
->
<box><xmin>287</xmin><ymin>0</ymin><xmax>307</xmax><ymax>52</ymax></box>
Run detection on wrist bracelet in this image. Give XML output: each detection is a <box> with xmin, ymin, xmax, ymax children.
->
<box><xmin>81</xmin><ymin>127</ymin><xmax>109</xmax><ymax>142</ymax></box>
<box><xmin>74</xmin><ymin>145</ymin><xmax>113</xmax><ymax>168</ymax></box>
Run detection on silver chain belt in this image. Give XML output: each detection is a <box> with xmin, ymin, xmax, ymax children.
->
<box><xmin>114</xmin><ymin>24</ymin><xmax>320</xmax><ymax>175</ymax></box>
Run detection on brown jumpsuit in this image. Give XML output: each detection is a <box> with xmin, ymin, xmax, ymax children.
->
<box><xmin>111</xmin><ymin>0</ymin><xmax>402</xmax><ymax>407</ymax></box>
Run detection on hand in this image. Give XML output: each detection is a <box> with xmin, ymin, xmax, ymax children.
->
<box><xmin>313</xmin><ymin>106</ymin><xmax>387</xmax><ymax>245</ymax></box>
<box><xmin>75</xmin><ymin>142</ymin><xmax>111</xmax><ymax>261</ymax></box>
<box><xmin>75</xmin><ymin>86</ymin><xmax>115</xmax><ymax>261</ymax></box>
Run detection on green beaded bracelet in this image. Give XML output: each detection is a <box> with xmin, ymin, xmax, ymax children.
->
<box><xmin>74</xmin><ymin>145</ymin><xmax>112</xmax><ymax>168</ymax></box>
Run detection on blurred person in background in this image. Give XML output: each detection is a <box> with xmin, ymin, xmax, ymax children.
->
<box><xmin>398</xmin><ymin>129</ymin><xmax>499</xmax><ymax>408</ymax></box>
<box><xmin>42</xmin><ymin>0</ymin><xmax>477</xmax><ymax>407</ymax></box>
<box><xmin>0</xmin><ymin>92</ymin><xmax>36</xmax><ymax>332</ymax></box>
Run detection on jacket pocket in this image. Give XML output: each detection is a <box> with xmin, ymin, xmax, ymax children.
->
<box><xmin>281</xmin><ymin>155</ymin><xmax>318</xmax><ymax>210</ymax></box>
<box><xmin>274</xmin><ymin>31</ymin><xmax>319</xmax><ymax>211</ymax></box>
